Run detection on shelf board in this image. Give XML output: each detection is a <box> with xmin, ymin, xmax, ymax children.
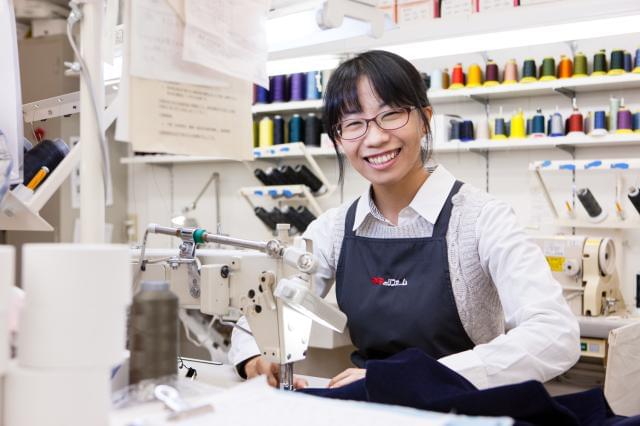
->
<box><xmin>543</xmin><ymin>219</ymin><xmax>640</xmax><ymax>230</ymax></box>
<box><xmin>428</xmin><ymin>73</ymin><xmax>640</xmax><ymax>105</ymax></box>
<box><xmin>530</xmin><ymin>157</ymin><xmax>640</xmax><ymax>172</ymax></box>
<box><xmin>251</xmin><ymin>99</ymin><xmax>323</xmax><ymax>114</ymax></box>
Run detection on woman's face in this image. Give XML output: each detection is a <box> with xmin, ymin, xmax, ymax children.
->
<box><xmin>336</xmin><ymin>77</ymin><xmax>427</xmax><ymax>188</ymax></box>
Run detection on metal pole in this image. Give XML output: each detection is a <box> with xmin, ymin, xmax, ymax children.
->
<box><xmin>79</xmin><ymin>0</ymin><xmax>105</xmax><ymax>243</ymax></box>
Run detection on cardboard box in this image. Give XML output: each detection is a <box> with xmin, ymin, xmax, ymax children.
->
<box><xmin>439</xmin><ymin>0</ymin><xmax>474</xmax><ymax>17</ymax></box>
<box><xmin>397</xmin><ymin>0</ymin><xmax>436</xmax><ymax>24</ymax></box>
<box><xmin>31</xmin><ymin>19</ymin><xmax>67</xmax><ymax>37</ymax></box>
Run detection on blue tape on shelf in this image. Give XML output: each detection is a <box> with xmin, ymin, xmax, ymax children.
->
<box><xmin>283</xmin><ymin>190</ymin><xmax>293</xmax><ymax>198</ymax></box>
<box><xmin>541</xmin><ymin>160</ymin><xmax>551</xmax><ymax>168</ymax></box>
<box><xmin>254</xmin><ymin>150</ymin><xmax>262</xmax><ymax>157</ymax></box>
<box><xmin>268</xmin><ymin>190</ymin><xmax>278</xmax><ymax>198</ymax></box>
<box><xmin>254</xmin><ymin>190</ymin><xmax>264</xmax><ymax>196</ymax></box>
<box><xmin>585</xmin><ymin>160</ymin><xmax>602</xmax><ymax>169</ymax></box>
<box><xmin>280</xmin><ymin>147</ymin><xmax>290</xmax><ymax>152</ymax></box>
<box><xmin>611</xmin><ymin>163</ymin><xmax>629</xmax><ymax>170</ymax></box>
<box><xmin>559</xmin><ymin>164</ymin><xmax>576</xmax><ymax>171</ymax></box>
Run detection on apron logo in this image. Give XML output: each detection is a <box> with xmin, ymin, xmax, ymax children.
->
<box><xmin>370</xmin><ymin>276</ymin><xmax>408</xmax><ymax>287</ymax></box>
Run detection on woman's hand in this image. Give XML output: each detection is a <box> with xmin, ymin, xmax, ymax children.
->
<box><xmin>244</xmin><ymin>356</ymin><xmax>308</xmax><ymax>389</ymax></box>
<box><xmin>328</xmin><ymin>368</ymin><xmax>366</xmax><ymax>388</ymax></box>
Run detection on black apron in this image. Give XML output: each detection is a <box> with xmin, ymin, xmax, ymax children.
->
<box><xmin>335</xmin><ymin>181</ymin><xmax>474</xmax><ymax>367</ymax></box>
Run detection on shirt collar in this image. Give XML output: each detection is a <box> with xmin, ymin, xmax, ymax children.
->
<box><xmin>352</xmin><ymin>165</ymin><xmax>456</xmax><ymax>231</ymax></box>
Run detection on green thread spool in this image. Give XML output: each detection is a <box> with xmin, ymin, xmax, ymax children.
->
<box><xmin>573</xmin><ymin>52</ymin><xmax>588</xmax><ymax>77</ymax></box>
<box><xmin>540</xmin><ymin>57</ymin><xmax>556</xmax><ymax>81</ymax></box>
<box><xmin>521</xmin><ymin>58</ymin><xmax>537</xmax><ymax>83</ymax></box>
<box><xmin>609</xmin><ymin>49</ymin><xmax>625</xmax><ymax>75</ymax></box>
<box><xmin>592</xmin><ymin>50</ymin><xmax>608</xmax><ymax>76</ymax></box>
<box><xmin>129</xmin><ymin>281</ymin><xmax>179</xmax><ymax>385</ymax></box>
<box><xmin>253</xmin><ymin>120</ymin><xmax>259</xmax><ymax>148</ymax></box>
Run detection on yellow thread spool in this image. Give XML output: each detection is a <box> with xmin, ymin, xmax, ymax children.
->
<box><xmin>259</xmin><ymin>116</ymin><xmax>274</xmax><ymax>148</ymax></box>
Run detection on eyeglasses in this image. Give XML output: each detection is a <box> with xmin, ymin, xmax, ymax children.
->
<box><xmin>335</xmin><ymin>107</ymin><xmax>415</xmax><ymax>141</ymax></box>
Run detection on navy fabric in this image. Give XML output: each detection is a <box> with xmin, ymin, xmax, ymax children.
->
<box><xmin>335</xmin><ymin>181</ymin><xmax>474</xmax><ymax>367</ymax></box>
<box><xmin>300</xmin><ymin>348</ymin><xmax>637</xmax><ymax>426</ymax></box>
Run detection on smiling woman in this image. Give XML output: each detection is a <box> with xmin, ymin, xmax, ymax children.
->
<box><xmin>229</xmin><ymin>50</ymin><xmax>580</xmax><ymax>392</ymax></box>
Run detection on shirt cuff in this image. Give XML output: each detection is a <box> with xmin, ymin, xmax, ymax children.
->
<box><xmin>438</xmin><ymin>349</ymin><xmax>489</xmax><ymax>389</ymax></box>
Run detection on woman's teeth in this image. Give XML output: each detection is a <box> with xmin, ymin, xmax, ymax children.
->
<box><xmin>367</xmin><ymin>149</ymin><xmax>399</xmax><ymax>165</ymax></box>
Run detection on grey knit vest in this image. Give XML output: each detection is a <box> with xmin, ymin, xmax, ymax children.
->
<box><xmin>330</xmin><ymin>183</ymin><xmax>505</xmax><ymax>346</ymax></box>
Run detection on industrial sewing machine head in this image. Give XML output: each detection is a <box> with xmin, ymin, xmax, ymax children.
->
<box><xmin>532</xmin><ymin>235</ymin><xmax>626</xmax><ymax>317</ymax></box>
<box><xmin>134</xmin><ymin>223</ymin><xmax>347</xmax><ymax>390</ymax></box>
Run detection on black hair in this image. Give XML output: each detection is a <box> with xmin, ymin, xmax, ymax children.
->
<box><xmin>323</xmin><ymin>50</ymin><xmax>432</xmax><ymax>185</ymax></box>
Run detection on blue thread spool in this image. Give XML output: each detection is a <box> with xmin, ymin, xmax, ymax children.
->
<box><xmin>549</xmin><ymin>112</ymin><xmax>564</xmax><ymax>137</ymax></box>
<box><xmin>273</xmin><ymin>115</ymin><xmax>285</xmax><ymax>145</ymax></box>
<box><xmin>624</xmin><ymin>51</ymin><xmax>633</xmax><ymax>73</ymax></box>
<box><xmin>633</xmin><ymin>48</ymin><xmax>640</xmax><ymax>73</ymax></box>
<box><xmin>288</xmin><ymin>114</ymin><xmax>304</xmax><ymax>142</ymax></box>
<box><xmin>531</xmin><ymin>111</ymin><xmax>545</xmax><ymax>137</ymax></box>
<box><xmin>305</xmin><ymin>71</ymin><xmax>322</xmax><ymax>100</ymax></box>
<box><xmin>633</xmin><ymin>112</ymin><xmax>640</xmax><ymax>133</ymax></box>
<box><xmin>304</xmin><ymin>113</ymin><xmax>321</xmax><ymax>146</ymax></box>
<box><xmin>289</xmin><ymin>73</ymin><xmax>306</xmax><ymax>101</ymax></box>
<box><xmin>525</xmin><ymin>118</ymin><xmax>532</xmax><ymax>136</ymax></box>
<box><xmin>449</xmin><ymin>120</ymin><xmax>461</xmax><ymax>141</ymax></box>
<box><xmin>270</xmin><ymin>75</ymin><xmax>286</xmax><ymax>102</ymax></box>
<box><xmin>460</xmin><ymin>120</ymin><xmax>474</xmax><ymax>142</ymax></box>
<box><xmin>493</xmin><ymin>118</ymin><xmax>507</xmax><ymax>139</ymax></box>
<box><xmin>256</xmin><ymin>85</ymin><xmax>270</xmax><ymax>103</ymax></box>
<box><xmin>591</xmin><ymin>110</ymin><xmax>608</xmax><ymax>135</ymax></box>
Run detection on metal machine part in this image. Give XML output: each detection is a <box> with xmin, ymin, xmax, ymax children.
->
<box><xmin>135</xmin><ymin>223</ymin><xmax>347</xmax><ymax>390</ymax></box>
<box><xmin>532</xmin><ymin>235</ymin><xmax>625</xmax><ymax>317</ymax></box>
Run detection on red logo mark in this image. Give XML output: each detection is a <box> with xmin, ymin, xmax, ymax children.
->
<box><xmin>371</xmin><ymin>276</ymin><xmax>384</xmax><ymax>285</ymax></box>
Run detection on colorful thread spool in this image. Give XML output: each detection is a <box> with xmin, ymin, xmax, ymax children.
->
<box><xmin>273</xmin><ymin>115</ymin><xmax>285</xmax><ymax>144</ymax></box>
<box><xmin>253</xmin><ymin>120</ymin><xmax>259</xmax><ymax>147</ymax></box>
<box><xmin>567</xmin><ymin>108</ymin><xmax>585</xmax><ymax>135</ymax></box>
<box><xmin>304</xmin><ymin>113</ymin><xmax>321</xmax><ymax>147</ymax></box>
<box><xmin>577</xmin><ymin>188</ymin><xmax>606</xmax><ymax>222</ymax></box>
<box><xmin>609</xmin><ymin>97</ymin><xmax>621</xmax><ymax>132</ymax></box>
<box><xmin>449</xmin><ymin>63</ymin><xmax>465</xmax><ymax>89</ymax></box>
<box><xmin>573</xmin><ymin>52</ymin><xmax>588</xmax><ymax>78</ymax></box>
<box><xmin>256</xmin><ymin>85</ymin><xmax>270</xmax><ymax>103</ymax></box>
<box><xmin>616</xmin><ymin>107</ymin><xmax>633</xmax><ymax>134</ymax></box>
<box><xmin>633</xmin><ymin>48</ymin><xmax>640</xmax><ymax>74</ymax></box>
<box><xmin>492</xmin><ymin>117</ymin><xmax>507</xmax><ymax>139</ymax></box>
<box><xmin>590</xmin><ymin>111</ymin><xmax>608</xmax><ymax>136</ymax></box>
<box><xmin>608</xmin><ymin>49</ymin><xmax>625</xmax><ymax>75</ymax></box>
<box><xmin>549</xmin><ymin>112</ymin><xmax>564</xmax><ymax>137</ymax></box>
<box><xmin>520</xmin><ymin>59</ymin><xmax>537</xmax><ymax>83</ymax></box>
<box><xmin>525</xmin><ymin>118</ymin><xmax>532</xmax><ymax>136</ymax></box>
<box><xmin>466</xmin><ymin>64</ymin><xmax>483</xmax><ymax>88</ymax></box>
<box><xmin>633</xmin><ymin>112</ymin><xmax>640</xmax><ymax>133</ymax></box>
<box><xmin>509</xmin><ymin>111</ymin><xmax>526</xmax><ymax>138</ymax></box>
<box><xmin>288</xmin><ymin>114</ymin><xmax>304</xmax><ymax>142</ymax></box>
<box><xmin>258</xmin><ymin>116</ymin><xmax>274</xmax><ymax>148</ymax></box>
<box><xmin>484</xmin><ymin>61</ymin><xmax>500</xmax><ymax>87</ymax></box>
<box><xmin>449</xmin><ymin>120</ymin><xmax>462</xmax><ymax>141</ymax></box>
<box><xmin>540</xmin><ymin>57</ymin><xmax>556</xmax><ymax>81</ymax></box>
<box><xmin>270</xmin><ymin>75</ymin><xmax>287</xmax><ymax>102</ymax></box>
<box><xmin>289</xmin><ymin>73</ymin><xmax>306</xmax><ymax>101</ymax></box>
<box><xmin>306</xmin><ymin>71</ymin><xmax>322</xmax><ymax>100</ymax></box>
<box><xmin>592</xmin><ymin>50</ymin><xmax>608</xmax><ymax>76</ymax></box>
<box><xmin>623</xmin><ymin>51</ymin><xmax>633</xmax><ymax>73</ymax></box>
<box><xmin>530</xmin><ymin>109</ymin><xmax>545</xmax><ymax>137</ymax></box>
<box><xmin>430</xmin><ymin>69</ymin><xmax>445</xmax><ymax>90</ymax></box>
<box><xmin>442</xmin><ymin>68</ymin><xmax>450</xmax><ymax>89</ymax></box>
<box><xmin>503</xmin><ymin>59</ymin><xmax>518</xmax><ymax>84</ymax></box>
<box><xmin>460</xmin><ymin>120</ymin><xmax>475</xmax><ymax>142</ymax></box>
<box><xmin>557</xmin><ymin>55</ymin><xmax>573</xmax><ymax>79</ymax></box>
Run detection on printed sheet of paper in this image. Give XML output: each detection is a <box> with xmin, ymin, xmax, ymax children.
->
<box><xmin>166</xmin><ymin>0</ymin><xmax>185</xmax><ymax>22</ymax></box>
<box><xmin>129</xmin><ymin>76</ymin><xmax>253</xmax><ymax>159</ymax></box>
<box><xmin>183</xmin><ymin>0</ymin><xmax>269</xmax><ymax>87</ymax></box>
<box><xmin>130</xmin><ymin>0</ymin><xmax>228</xmax><ymax>87</ymax></box>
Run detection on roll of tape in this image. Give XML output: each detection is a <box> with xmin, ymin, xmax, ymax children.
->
<box><xmin>0</xmin><ymin>245</ymin><xmax>15</xmax><ymax>375</ymax></box>
<box><xmin>19</xmin><ymin>244</ymin><xmax>131</xmax><ymax>369</ymax></box>
<box><xmin>4</xmin><ymin>363</ymin><xmax>110</xmax><ymax>426</ymax></box>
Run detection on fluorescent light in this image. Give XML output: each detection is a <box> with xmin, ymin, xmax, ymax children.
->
<box><xmin>266</xmin><ymin>54</ymin><xmax>341</xmax><ymax>76</ymax></box>
<box><xmin>383</xmin><ymin>15</ymin><xmax>640</xmax><ymax>60</ymax></box>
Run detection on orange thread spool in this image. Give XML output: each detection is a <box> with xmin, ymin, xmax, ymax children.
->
<box><xmin>557</xmin><ymin>55</ymin><xmax>573</xmax><ymax>79</ymax></box>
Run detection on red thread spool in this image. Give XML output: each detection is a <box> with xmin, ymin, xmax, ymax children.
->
<box><xmin>450</xmin><ymin>63</ymin><xmax>465</xmax><ymax>89</ymax></box>
<box><xmin>567</xmin><ymin>110</ymin><xmax>584</xmax><ymax>134</ymax></box>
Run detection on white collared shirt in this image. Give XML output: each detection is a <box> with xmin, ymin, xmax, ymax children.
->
<box><xmin>229</xmin><ymin>165</ymin><xmax>579</xmax><ymax>388</ymax></box>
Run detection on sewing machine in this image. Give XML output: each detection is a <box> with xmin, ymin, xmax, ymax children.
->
<box><xmin>532</xmin><ymin>235</ymin><xmax>625</xmax><ymax>317</ymax></box>
<box><xmin>132</xmin><ymin>223</ymin><xmax>347</xmax><ymax>390</ymax></box>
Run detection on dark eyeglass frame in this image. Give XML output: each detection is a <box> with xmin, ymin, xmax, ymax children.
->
<box><xmin>335</xmin><ymin>106</ymin><xmax>416</xmax><ymax>141</ymax></box>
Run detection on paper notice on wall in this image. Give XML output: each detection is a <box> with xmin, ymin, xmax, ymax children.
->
<box><xmin>129</xmin><ymin>76</ymin><xmax>253</xmax><ymax>159</ymax></box>
<box><xmin>130</xmin><ymin>0</ymin><xmax>228</xmax><ymax>87</ymax></box>
<box><xmin>182</xmin><ymin>0</ymin><xmax>269</xmax><ymax>87</ymax></box>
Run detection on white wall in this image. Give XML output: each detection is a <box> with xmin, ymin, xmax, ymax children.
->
<box><xmin>128</xmin><ymin>33</ymin><xmax>640</xmax><ymax>312</ymax></box>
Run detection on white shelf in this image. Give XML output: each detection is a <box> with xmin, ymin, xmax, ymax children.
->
<box><xmin>543</xmin><ymin>219</ymin><xmax>640</xmax><ymax>230</ymax></box>
<box><xmin>253</xmin><ymin>142</ymin><xmax>335</xmax><ymax>159</ymax></box>
<box><xmin>428</xmin><ymin>73</ymin><xmax>640</xmax><ymax>105</ymax></box>
<box><xmin>251</xmin><ymin>99</ymin><xmax>323</xmax><ymax>114</ymax></box>
<box><xmin>0</xmin><ymin>143</ymin><xmax>81</xmax><ymax>231</ymax></box>
<box><xmin>120</xmin><ymin>155</ymin><xmax>241</xmax><ymax>165</ymax></box>
<box><xmin>530</xmin><ymin>158</ymin><xmax>640</xmax><ymax>172</ymax></box>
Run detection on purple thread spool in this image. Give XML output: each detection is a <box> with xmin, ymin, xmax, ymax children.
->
<box><xmin>289</xmin><ymin>73</ymin><xmax>306</xmax><ymax>101</ymax></box>
<box><xmin>617</xmin><ymin>108</ymin><xmax>633</xmax><ymax>132</ymax></box>
<box><xmin>485</xmin><ymin>62</ymin><xmax>499</xmax><ymax>84</ymax></box>
<box><xmin>270</xmin><ymin>75</ymin><xmax>287</xmax><ymax>103</ymax></box>
<box><xmin>256</xmin><ymin>85</ymin><xmax>270</xmax><ymax>104</ymax></box>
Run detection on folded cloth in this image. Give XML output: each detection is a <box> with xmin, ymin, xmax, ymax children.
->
<box><xmin>300</xmin><ymin>348</ymin><xmax>637</xmax><ymax>426</ymax></box>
